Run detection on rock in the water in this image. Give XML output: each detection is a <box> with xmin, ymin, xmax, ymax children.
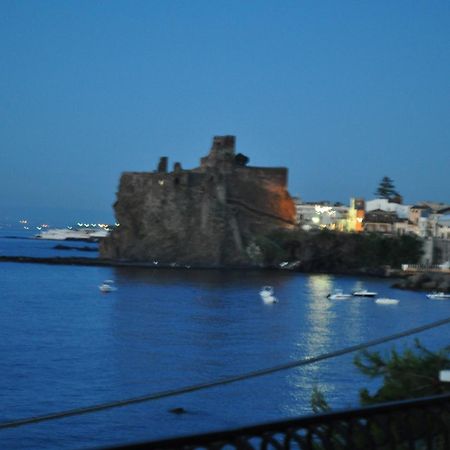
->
<box><xmin>168</xmin><ymin>407</ymin><xmax>187</xmax><ymax>415</ymax></box>
<box><xmin>100</xmin><ymin>136</ymin><xmax>296</xmax><ymax>267</ymax></box>
<box><xmin>393</xmin><ymin>272</ymin><xmax>450</xmax><ymax>292</ymax></box>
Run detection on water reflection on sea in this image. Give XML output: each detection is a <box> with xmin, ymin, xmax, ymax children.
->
<box><xmin>0</xmin><ymin>253</ymin><xmax>448</xmax><ymax>449</ymax></box>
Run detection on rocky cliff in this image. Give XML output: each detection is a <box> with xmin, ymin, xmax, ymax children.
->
<box><xmin>100</xmin><ymin>136</ymin><xmax>296</xmax><ymax>266</ymax></box>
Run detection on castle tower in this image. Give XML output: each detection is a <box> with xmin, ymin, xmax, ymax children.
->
<box><xmin>200</xmin><ymin>135</ymin><xmax>236</xmax><ymax>170</ymax></box>
<box><xmin>210</xmin><ymin>135</ymin><xmax>235</xmax><ymax>156</ymax></box>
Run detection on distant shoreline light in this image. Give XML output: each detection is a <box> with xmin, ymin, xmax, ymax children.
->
<box><xmin>11</xmin><ymin>220</ymin><xmax>119</xmax><ymax>231</ymax></box>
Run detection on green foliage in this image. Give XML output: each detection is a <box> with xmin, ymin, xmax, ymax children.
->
<box><xmin>311</xmin><ymin>386</ymin><xmax>331</xmax><ymax>414</ymax></box>
<box><xmin>355</xmin><ymin>233</ymin><xmax>423</xmax><ymax>269</ymax></box>
<box><xmin>245</xmin><ymin>241</ymin><xmax>264</xmax><ymax>266</ymax></box>
<box><xmin>251</xmin><ymin>235</ymin><xmax>284</xmax><ymax>265</ymax></box>
<box><xmin>311</xmin><ymin>341</ymin><xmax>450</xmax><ymax>449</ymax></box>
<box><xmin>312</xmin><ymin>340</ymin><xmax>450</xmax><ymax>413</ymax></box>
<box><xmin>252</xmin><ymin>229</ymin><xmax>423</xmax><ymax>269</ymax></box>
<box><xmin>375</xmin><ymin>176</ymin><xmax>398</xmax><ymax>199</ymax></box>
<box><xmin>355</xmin><ymin>339</ymin><xmax>450</xmax><ymax>404</ymax></box>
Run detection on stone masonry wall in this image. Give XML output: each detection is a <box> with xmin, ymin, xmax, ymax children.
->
<box><xmin>100</xmin><ymin>136</ymin><xmax>296</xmax><ymax>266</ymax></box>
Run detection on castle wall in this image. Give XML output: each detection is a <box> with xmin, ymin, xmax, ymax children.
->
<box><xmin>234</xmin><ymin>166</ymin><xmax>288</xmax><ymax>188</ymax></box>
<box><xmin>100</xmin><ymin>136</ymin><xmax>296</xmax><ymax>266</ymax></box>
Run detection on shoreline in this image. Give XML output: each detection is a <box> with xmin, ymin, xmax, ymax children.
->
<box><xmin>0</xmin><ymin>253</ymin><xmax>402</xmax><ymax>276</ymax></box>
<box><xmin>1</xmin><ymin>255</ymin><xmax>448</xmax><ymax>293</ymax></box>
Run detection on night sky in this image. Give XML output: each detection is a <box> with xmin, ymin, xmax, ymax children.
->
<box><xmin>1</xmin><ymin>1</ymin><xmax>449</xmax><ymax>225</ymax></box>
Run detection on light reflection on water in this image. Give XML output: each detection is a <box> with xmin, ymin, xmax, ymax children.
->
<box><xmin>284</xmin><ymin>275</ymin><xmax>336</xmax><ymax>415</ymax></box>
<box><xmin>305</xmin><ymin>274</ymin><xmax>335</xmax><ymax>357</ymax></box>
<box><xmin>0</xmin><ymin>263</ymin><xmax>448</xmax><ymax>450</ymax></box>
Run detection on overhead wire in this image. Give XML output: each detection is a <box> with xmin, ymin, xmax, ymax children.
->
<box><xmin>1</xmin><ymin>315</ymin><xmax>449</xmax><ymax>430</ymax></box>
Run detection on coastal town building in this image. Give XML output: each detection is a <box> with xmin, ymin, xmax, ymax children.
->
<box><xmin>436</xmin><ymin>212</ymin><xmax>450</xmax><ymax>240</ymax></box>
<box><xmin>294</xmin><ymin>196</ymin><xmax>449</xmax><ymax>241</ymax></box>
<box><xmin>363</xmin><ymin>209</ymin><xmax>397</xmax><ymax>234</ymax></box>
<box><xmin>294</xmin><ymin>200</ymin><xmax>348</xmax><ymax>231</ymax></box>
<box><xmin>409</xmin><ymin>205</ymin><xmax>430</xmax><ymax>237</ymax></box>
<box><xmin>346</xmin><ymin>198</ymin><xmax>365</xmax><ymax>232</ymax></box>
<box><xmin>279</xmin><ymin>186</ymin><xmax>450</xmax><ymax>266</ymax></box>
<box><xmin>409</xmin><ymin>203</ymin><xmax>450</xmax><ymax>238</ymax></box>
<box><xmin>365</xmin><ymin>198</ymin><xmax>410</xmax><ymax>219</ymax></box>
<box><xmin>363</xmin><ymin>209</ymin><xmax>417</xmax><ymax>236</ymax></box>
<box><xmin>361</xmin><ymin>199</ymin><xmax>450</xmax><ymax>240</ymax></box>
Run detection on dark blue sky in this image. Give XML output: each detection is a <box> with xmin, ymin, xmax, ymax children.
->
<box><xmin>1</xmin><ymin>1</ymin><xmax>449</xmax><ymax>224</ymax></box>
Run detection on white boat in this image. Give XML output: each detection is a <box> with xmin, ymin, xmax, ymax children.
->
<box><xmin>375</xmin><ymin>298</ymin><xmax>399</xmax><ymax>305</ymax></box>
<box><xmin>99</xmin><ymin>280</ymin><xmax>117</xmax><ymax>293</ymax></box>
<box><xmin>36</xmin><ymin>228</ymin><xmax>109</xmax><ymax>241</ymax></box>
<box><xmin>426</xmin><ymin>292</ymin><xmax>450</xmax><ymax>300</ymax></box>
<box><xmin>327</xmin><ymin>289</ymin><xmax>352</xmax><ymax>300</ymax></box>
<box><xmin>279</xmin><ymin>261</ymin><xmax>301</xmax><ymax>270</ymax></box>
<box><xmin>260</xmin><ymin>286</ymin><xmax>278</xmax><ymax>304</ymax></box>
<box><xmin>352</xmin><ymin>289</ymin><xmax>378</xmax><ymax>297</ymax></box>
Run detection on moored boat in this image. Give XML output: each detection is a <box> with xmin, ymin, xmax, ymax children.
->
<box><xmin>426</xmin><ymin>292</ymin><xmax>450</xmax><ymax>300</ymax></box>
<box><xmin>260</xmin><ymin>286</ymin><xmax>278</xmax><ymax>303</ymax></box>
<box><xmin>375</xmin><ymin>298</ymin><xmax>399</xmax><ymax>305</ymax></box>
<box><xmin>327</xmin><ymin>289</ymin><xmax>352</xmax><ymax>300</ymax></box>
<box><xmin>36</xmin><ymin>228</ymin><xmax>109</xmax><ymax>241</ymax></box>
<box><xmin>352</xmin><ymin>289</ymin><xmax>378</xmax><ymax>297</ymax></box>
<box><xmin>99</xmin><ymin>280</ymin><xmax>117</xmax><ymax>293</ymax></box>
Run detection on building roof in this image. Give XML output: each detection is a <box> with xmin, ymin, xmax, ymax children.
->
<box><xmin>364</xmin><ymin>209</ymin><xmax>398</xmax><ymax>224</ymax></box>
<box><xmin>414</xmin><ymin>201</ymin><xmax>450</xmax><ymax>212</ymax></box>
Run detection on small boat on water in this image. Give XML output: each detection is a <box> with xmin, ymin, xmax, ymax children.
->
<box><xmin>260</xmin><ymin>286</ymin><xmax>278</xmax><ymax>304</ymax></box>
<box><xmin>375</xmin><ymin>298</ymin><xmax>399</xmax><ymax>305</ymax></box>
<box><xmin>352</xmin><ymin>289</ymin><xmax>378</xmax><ymax>297</ymax></box>
<box><xmin>327</xmin><ymin>289</ymin><xmax>352</xmax><ymax>300</ymax></box>
<box><xmin>426</xmin><ymin>292</ymin><xmax>450</xmax><ymax>300</ymax></box>
<box><xmin>36</xmin><ymin>228</ymin><xmax>109</xmax><ymax>241</ymax></box>
<box><xmin>99</xmin><ymin>280</ymin><xmax>117</xmax><ymax>293</ymax></box>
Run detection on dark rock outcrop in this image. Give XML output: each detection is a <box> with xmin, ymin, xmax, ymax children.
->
<box><xmin>100</xmin><ymin>136</ymin><xmax>296</xmax><ymax>266</ymax></box>
<box><xmin>392</xmin><ymin>272</ymin><xmax>450</xmax><ymax>292</ymax></box>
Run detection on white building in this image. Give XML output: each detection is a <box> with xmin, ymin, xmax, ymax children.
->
<box><xmin>295</xmin><ymin>200</ymin><xmax>348</xmax><ymax>231</ymax></box>
<box><xmin>437</xmin><ymin>214</ymin><xmax>450</xmax><ymax>240</ymax></box>
<box><xmin>410</xmin><ymin>204</ymin><xmax>450</xmax><ymax>238</ymax></box>
<box><xmin>365</xmin><ymin>198</ymin><xmax>411</xmax><ymax>219</ymax></box>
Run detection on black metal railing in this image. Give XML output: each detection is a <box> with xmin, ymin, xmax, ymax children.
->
<box><xmin>106</xmin><ymin>393</ymin><xmax>450</xmax><ymax>450</ymax></box>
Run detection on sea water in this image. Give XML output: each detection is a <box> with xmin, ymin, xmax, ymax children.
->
<box><xmin>0</xmin><ymin>233</ymin><xmax>448</xmax><ymax>449</ymax></box>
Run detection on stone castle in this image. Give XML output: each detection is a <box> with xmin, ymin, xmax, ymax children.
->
<box><xmin>100</xmin><ymin>136</ymin><xmax>296</xmax><ymax>266</ymax></box>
